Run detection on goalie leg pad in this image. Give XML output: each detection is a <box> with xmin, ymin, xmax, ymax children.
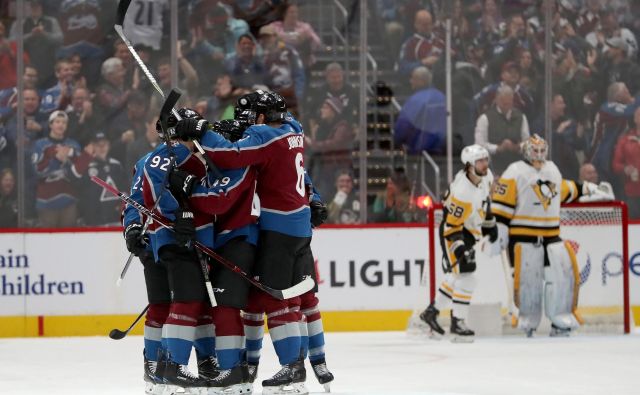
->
<box><xmin>544</xmin><ymin>241</ymin><xmax>581</xmax><ymax>330</ymax></box>
<box><xmin>451</xmin><ymin>273</ymin><xmax>476</xmax><ymax>320</ymax></box>
<box><xmin>141</xmin><ymin>252</ymin><xmax>171</xmax><ymax>304</ymax></box>
<box><xmin>159</xmin><ymin>245</ymin><xmax>207</xmax><ymax>303</ymax></box>
<box><xmin>513</xmin><ymin>242</ymin><xmax>545</xmax><ymax>332</ymax></box>
<box><xmin>211</xmin><ymin>238</ymin><xmax>256</xmax><ymax>309</ymax></box>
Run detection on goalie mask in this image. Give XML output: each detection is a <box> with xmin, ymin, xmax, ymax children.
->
<box><xmin>156</xmin><ymin>107</ymin><xmax>203</xmax><ymax>139</ymax></box>
<box><xmin>522</xmin><ymin>134</ymin><xmax>548</xmax><ymax>168</ymax></box>
<box><xmin>461</xmin><ymin>144</ymin><xmax>490</xmax><ymax>177</ymax></box>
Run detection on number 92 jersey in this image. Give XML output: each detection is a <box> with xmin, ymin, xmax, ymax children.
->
<box><xmin>442</xmin><ymin>169</ymin><xmax>494</xmax><ymax>241</ymax></box>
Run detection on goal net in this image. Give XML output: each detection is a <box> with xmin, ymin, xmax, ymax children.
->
<box><xmin>407</xmin><ymin>201</ymin><xmax>631</xmax><ymax>335</ymax></box>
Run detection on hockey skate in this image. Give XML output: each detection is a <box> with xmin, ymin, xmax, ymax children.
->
<box><xmin>311</xmin><ymin>359</ymin><xmax>334</xmax><ymax>393</ymax></box>
<box><xmin>162</xmin><ymin>359</ymin><xmax>209</xmax><ymax>395</ymax></box>
<box><xmin>419</xmin><ymin>303</ymin><xmax>445</xmax><ymax>339</ymax></box>
<box><xmin>198</xmin><ymin>356</ymin><xmax>220</xmax><ymax>380</ymax></box>
<box><xmin>143</xmin><ymin>351</ymin><xmax>166</xmax><ymax>395</ymax></box>
<box><xmin>261</xmin><ymin>359</ymin><xmax>308</xmax><ymax>395</ymax></box>
<box><xmin>450</xmin><ymin>315</ymin><xmax>474</xmax><ymax>343</ymax></box>
<box><xmin>205</xmin><ymin>365</ymin><xmax>246</xmax><ymax>395</ymax></box>
<box><xmin>550</xmin><ymin>324</ymin><xmax>571</xmax><ymax>338</ymax></box>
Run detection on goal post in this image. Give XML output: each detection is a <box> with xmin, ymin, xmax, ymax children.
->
<box><xmin>414</xmin><ymin>201</ymin><xmax>631</xmax><ymax>335</ymax></box>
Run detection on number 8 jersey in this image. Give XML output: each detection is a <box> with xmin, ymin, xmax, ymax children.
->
<box><xmin>199</xmin><ymin>114</ymin><xmax>312</xmax><ymax>238</ymax></box>
<box><xmin>442</xmin><ymin>169</ymin><xmax>494</xmax><ymax>241</ymax></box>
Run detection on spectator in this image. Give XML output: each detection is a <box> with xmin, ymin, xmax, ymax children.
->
<box><xmin>4</xmin><ymin>88</ymin><xmax>48</xmax><ymax>152</ymax></box>
<box><xmin>397</xmin><ymin>9</ymin><xmax>444</xmax><ymax>74</ymax></box>
<box><xmin>32</xmin><ymin>110</ymin><xmax>82</xmax><ymax>227</ymax></box>
<box><xmin>126</xmin><ymin>114</ymin><xmax>161</xmax><ymax>173</ymax></box>
<box><xmin>586</xmin><ymin>8</ymin><xmax>638</xmax><ymax>59</ymax></box>
<box><xmin>612</xmin><ymin>106</ymin><xmax>640</xmax><ymax>218</ymax></box>
<box><xmin>66</xmin><ymin>86</ymin><xmax>99</xmax><ymax>146</ymax></box>
<box><xmin>590</xmin><ymin>36</ymin><xmax>640</xmax><ymax>98</ymax></box>
<box><xmin>575</xmin><ymin>0</ymin><xmax>603</xmax><ymax>37</ymax></box>
<box><xmin>258</xmin><ymin>24</ymin><xmax>305</xmax><ymax>113</ymax></box>
<box><xmin>150</xmin><ymin>43</ymin><xmax>199</xmax><ymax>110</ymax></box>
<box><xmin>40</xmin><ymin>59</ymin><xmax>74</xmax><ymax>115</ymax></box>
<box><xmin>224</xmin><ymin>34</ymin><xmax>267</xmax><ymax>91</ymax></box>
<box><xmin>589</xmin><ymin>82</ymin><xmax>638</xmax><ymax>196</ymax></box>
<box><xmin>72</xmin><ymin>132</ymin><xmax>127</xmax><ymax>226</ymax></box>
<box><xmin>229</xmin><ymin>0</ymin><xmax>289</xmax><ymax>37</ymax></box>
<box><xmin>475</xmin><ymin>85</ymin><xmax>530</xmax><ymax>174</ymax></box>
<box><xmin>553</xmin><ymin>47</ymin><xmax>595</xmax><ymax>123</ymax></box>
<box><xmin>67</xmin><ymin>53</ymin><xmax>87</xmax><ymax>90</ymax></box>
<box><xmin>122</xmin><ymin>0</ymin><xmax>169</xmax><ymax>51</ymax></box>
<box><xmin>0</xmin><ymin>20</ymin><xmax>29</xmax><ymax>90</ymax></box>
<box><xmin>203</xmin><ymin>73</ymin><xmax>239</xmax><ymax>120</ymax></box>
<box><xmin>305</xmin><ymin>96</ymin><xmax>354</xmax><ymax>198</ymax></box>
<box><xmin>113</xmin><ymin>39</ymin><xmax>135</xmax><ymax>88</ymax></box>
<box><xmin>371</xmin><ymin>169</ymin><xmax>421</xmax><ymax>223</ymax></box>
<box><xmin>0</xmin><ymin>168</ymin><xmax>18</xmax><ymax>227</ymax></box>
<box><xmin>579</xmin><ymin>162</ymin><xmax>600</xmax><ymax>184</ymax></box>
<box><xmin>326</xmin><ymin>170</ymin><xmax>360</xmax><ymax>224</ymax></box>
<box><xmin>268</xmin><ymin>3</ymin><xmax>322</xmax><ymax>69</ymax></box>
<box><xmin>0</xmin><ymin>66</ymin><xmax>39</xmax><ymax>122</ymax></box>
<box><xmin>96</xmin><ymin>57</ymin><xmax>133</xmax><ymax>136</ymax></box>
<box><xmin>474</xmin><ymin>61</ymin><xmax>535</xmax><ymax>121</ymax></box>
<box><xmin>394</xmin><ymin>66</ymin><xmax>446</xmax><ymax>155</ymax></box>
<box><xmin>488</xmin><ymin>13</ymin><xmax>536</xmax><ymax>75</ymax></box>
<box><xmin>532</xmin><ymin>94</ymin><xmax>586</xmax><ymax>180</ymax></box>
<box><xmin>475</xmin><ymin>0</ymin><xmax>502</xmax><ymax>49</ymax></box>
<box><xmin>108</xmin><ymin>90</ymin><xmax>149</xmax><ymax>164</ymax></box>
<box><xmin>305</xmin><ymin>62</ymin><xmax>358</xmax><ymax>125</ymax></box>
<box><xmin>9</xmin><ymin>0</ymin><xmax>63</xmax><ymax>89</ymax></box>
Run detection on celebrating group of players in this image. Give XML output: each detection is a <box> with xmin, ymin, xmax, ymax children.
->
<box><xmin>420</xmin><ymin>135</ymin><xmax>614</xmax><ymax>341</ymax></box>
<box><xmin>122</xmin><ymin>90</ymin><xmax>333</xmax><ymax>395</ymax></box>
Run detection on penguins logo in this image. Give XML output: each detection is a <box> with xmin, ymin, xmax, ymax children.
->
<box><xmin>532</xmin><ymin>179</ymin><xmax>557</xmax><ymax>210</ymax></box>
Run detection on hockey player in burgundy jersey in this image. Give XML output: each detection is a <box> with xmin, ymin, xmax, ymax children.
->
<box><xmin>121</xmin><ymin>151</ymin><xmax>171</xmax><ymax>394</ymax></box>
<box><xmin>174</xmin><ymin>91</ymin><xmax>311</xmax><ymax>394</ymax></box>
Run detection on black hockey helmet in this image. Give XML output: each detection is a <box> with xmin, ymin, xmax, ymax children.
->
<box><xmin>265</xmin><ymin>91</ymin><xmax>287</xmax><ymax>122</ymax></box>
<box><xmin>156</xmin><ymin>107</ymin><xmax>203</xmax><ymax>138</ymax></box>
<box><xmin>212</xmin><ymin>119</ymin><xmax>248</xmax><ymax>142</ymax></box>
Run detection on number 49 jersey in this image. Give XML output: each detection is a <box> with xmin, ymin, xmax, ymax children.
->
<box><xmin>442</xmin><ymin>169</ymin><xmax>494</xmax><ymax>241</ymax></box>
<box><xmin>200</xmin><ymin>115</ymin><xmax>311</xmax><ymax>238</ymax></box>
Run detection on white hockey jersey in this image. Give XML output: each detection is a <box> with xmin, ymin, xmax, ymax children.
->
<box><xmin>491</xmin><ymin>160</ymin><xmax>580</xmax><ymax>238</ymax></box>
<box><xmin>442</xmin><ymin>169</ymin><xmax>494</xmax><ymax>241</ymax></box>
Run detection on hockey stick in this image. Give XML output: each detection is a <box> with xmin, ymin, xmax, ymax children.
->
<box><xmin>92</xmin><ymin>176</ymin><xmax>315</xmax><ymax>300</ymax></box>
<box><xmin>109</xmin><ymin>304</ymin><xmax>149</xmax><ymax>340</ymax></box>
<box><xmin>500</xmin><ymin>249</ymin><xmax>519</xmax><ymax>327</ymax></box>
<box><xmin>116</xmin><ymin>89</ymin><xmax>182</xmax><ymax>286</ymax></box>
<box><xmin>114</xmin><ymin>0</ymin><xmax>222</xmax><ymax>180</ymax></box>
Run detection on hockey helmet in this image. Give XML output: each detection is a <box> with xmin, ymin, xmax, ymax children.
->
<box><xmin>234</xmin><ymin>90</ymin><xmax>270</xmax><ymax>125</ymax></box>
<box><xmin>522</xmin><ymin>134</ymin><xmax>548</xmax><ymax>164</ymax></box>
<box><xmin>461</xmin><ymin>144</ymin><xmax>489</xmax><ymax>166</ymax></box>
<box><xmin>212</xmin><ymin>119</ymin><xmax>248</xmax><ymax>142</ymax></box>
<box><xmin>156</xmin><ymin>107</ymin><xmax>203</xmax><ymax>138</ymax></box>
<box><xmin>265</xmin><ymin>91</ymin><xmax>288</xmax><ymax>122</ymax></box>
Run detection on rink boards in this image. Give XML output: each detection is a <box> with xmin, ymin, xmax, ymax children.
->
<box><xmin>1</xmin><ymin>224</ymin><xmax>639</xmax><ymax>337</ymax></box>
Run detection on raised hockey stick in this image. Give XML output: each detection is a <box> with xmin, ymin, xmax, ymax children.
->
<box><xmin>109</xmin><ymin>304</ymin><xmax>149</xmax><ymax>340</ymax></box>
<box><xmin>92</xmin><ymin>176</ymin><xmax>315</xmax><ymax>300</ymax></box>
<box><xmin>114</xmin><ymin>0</ymin><xmax>222</xmax><ymax>180</ymax></box>
<box><xmin>500</xmin><ymin>249</ymin><xmax>519</xmax><ymax>327</ymax></box>
<box><xmin>116</xmin><ymin>89</ymin><xmax>182</xmax><ymax>286</ymax></box>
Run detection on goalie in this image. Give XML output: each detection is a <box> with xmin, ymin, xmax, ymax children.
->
<box><xmin>420</xmin><ymin>145</ymin><xmax>496</xmax><ymax>342</ymax></box>
<box><xmin>491</xmin><ymin>134</ymin><xmax>614</xmax><ymax>337</ymax></box>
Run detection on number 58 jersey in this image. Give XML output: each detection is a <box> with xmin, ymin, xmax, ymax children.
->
<box><xmin>442</xmin><ymin>169</ymin><xmax>494</xmax><ymax>241</ymax></box>
<box><xmin>200</xmin><ymin>115</ymin><xmax>311</xmax><ymax>238</ymax></box>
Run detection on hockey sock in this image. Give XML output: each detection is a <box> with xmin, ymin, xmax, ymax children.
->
<box><xmin>193</xmin><ymin>311</ymin><xmax>216</xmax><ymax>360</ymax></box>
<box><xmin>144</xmin><ymin>303</ymin><xmax>170</xmax><ymax>362</ymax></box>
<box><xmin>300</xmin><ymin>292</ymin><xmax>326</xmax><ymax>363</ymax></box>
<box><xmin>243</xmin><ymin>289</ymin><xmax>265</xmax><ymax>365</ymax></box>
<box><xmin>451</xmin><ymin>273</ymin><xmax>477</xmax><ymax>320</ymax></box>
<box><xmin>212</xmin><ymin>306</ymin><xmax>245</xmax><ymax>369</ymax></box>
<box><xmin>162</xmin><ymin>301</ymin><xmax>205</xmax><ymax>365</ymax></box>
<box><xmin>264</xmin><ymin>295</ymin><xmax>302</xmax><ymax>365</ymax></box>
<box><xmin>434</xmin><ymin>274</ymin><xmax>455</xmax><ymax>312</ymax></box>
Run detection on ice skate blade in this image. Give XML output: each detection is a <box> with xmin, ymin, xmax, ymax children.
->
<box><xmin>206</xmin><ymin>383</ymin><xmax>245</xmax><ymax>394</ymax></box>
<box><xmin>323</xmin><ymin>382</ymin><xmax>331</xmax><ymax>392</ymax></box>
<box><xmin>427</xmin><ymin>329</ymin><xmax>444</xmax><ymax>340</ymax></box>
<box><xmin>240</xmin><ymin>382</ymin><xmax>253</xmax><ymax>394</ymax></box>
<box><xmin>164</xmin><ymin>384</ymin><xmax>205</xmax><ymax>395</ymax></box>
<box><xmin>145</xmin><ymin>382</ymin><xmax>170</xmax><ymax>395</ymax></box>
<box><xmin>451</xmin><ymin>335</ymin><xmax>474</xmax><ymax>343</ymax></box>
<box><xmin>262</xmin><ymin>382</ymin><xmax>309</xmax><ymax>395</ymax></box>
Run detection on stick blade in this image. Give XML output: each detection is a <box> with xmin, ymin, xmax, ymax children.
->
<box><xmin>115</xmin><ymin>0</ymin><xmax>133</xmax><ymax>26</ymax></box>
<box><xmin>277</xmin><ymin>276</ymin><xmax>316</xmax><ymax>300</ymax></box>
<box><xmin>109</xmin><ymin>329</ymin><xmax>127</xmax><ymax>340</ymax></box>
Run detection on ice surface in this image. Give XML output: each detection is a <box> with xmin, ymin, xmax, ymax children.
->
<box><xmin>0</xmin><ymin>331</ymin><xmax>637</xmax><ymax>395</ymax></box>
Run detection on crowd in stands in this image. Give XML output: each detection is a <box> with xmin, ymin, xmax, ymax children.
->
<box><xmin>1</xmin><ymin>0</ymin><xmax>640</xmax><ymax>227</ymax></box>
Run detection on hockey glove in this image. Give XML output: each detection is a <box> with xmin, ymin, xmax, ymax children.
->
<box><xmin>579</xmin><ymin>181</ymin><xmax>615</xmax><ymax>202</ymax></box>
<box><xmin>124</xmin><ymin>223</ymin><xmax>149</xmax><ymax>257</ymax></box>
<box><xmin>481</xmin><ymin>217</ymin><xmax>498</xmax><ymax>243</ymax></box>
<box><xmin>174</xmin><ymin>209</ymin><xmax>196</xmax><ymax>247</ymax></box>
<box><xmin>175</xmin><ymin>118</ymin><xmax>210</xmax><ymax>141</ymax></box>
<box><xmin>310</xmin><ymin>200</ymin><xmax>328</xmax><ymax>227</ymax></box>
<box><xmin>168</xmin><ymin>169</ymin><xmax>197</xmax><ymax>201</ymax></box>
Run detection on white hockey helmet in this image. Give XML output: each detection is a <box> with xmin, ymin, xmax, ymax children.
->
<box><xmin>461</xmin><ymin>144</ymin><xmax>490</xmax><ymax>166</ymax></box>
<box><xmin>522</xmin><ymin>134</ymin><xmax>548</xmax><ymax>163</ymax></box>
